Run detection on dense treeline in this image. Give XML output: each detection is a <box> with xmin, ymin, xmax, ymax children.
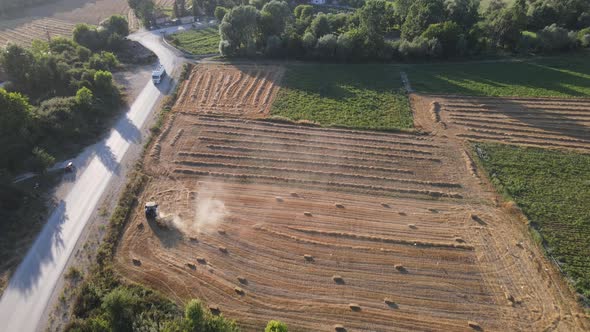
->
<box><xmin>0</xmin><ymin>16</ymin><xmax>128</xmax><ymax>214</ymax></box>
<box><xmin>213</xmin><ymin>0</ymin><xmax>590</xmax><ymax>60</ymax></box>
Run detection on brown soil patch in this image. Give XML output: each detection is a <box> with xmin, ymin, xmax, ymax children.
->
<box><xmin>174</xmin><ymin>65</ymin><xmax>284</xmax><ymax>118</ymax></box>
<box><xmin>413</xmin><ymin>94</ymin><xmax>590</xmax><ymax>152</ymax></box>
<box><xmin>115</xmin><ymin>87</ymin><xmax>589</xmax><ymax>330</ymax></box>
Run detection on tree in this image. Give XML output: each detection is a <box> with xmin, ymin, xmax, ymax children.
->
<box><xmin>219</xmin><ymin>5</ymin><xmax>260</xmax><ymax>55</ymax></box>
<box><xmin>215</xmin><ymin>6</ymin><xmax>228</xmax><ymax>21</ymax></box>
<box><xmin>28</xmin><ymin>147</ymin><xmax>55</xmax><ymax>173</ymax></box>
<box><xmin>302</xmin><ymin>31</ymin><xmax>317</xmax><ymax>51</ymax></box>
<box><xmin>101</xmin><ymin>287</ymin><xmax>139</xmax><ymax>332</ymax></box>
<box><xmin>265</xmin><ymin>320</ymin><xmax>288</xmax><ymax>332</ymax></box>
<box><xmin>0</xmin><ymin>89</ymin><xmax>33</xmax><ymax>171</ymax></box>
<box><xmin>259</xmin><ymin>0</ymin><xmax>291</xmax><ymax>39</ymax></box>
<box><xmin>445</xmin><ymin>0</ymin><xmax>480</xmax><ymax>30</ymax></box>
<box><xmin>76</xmin><ymin>87</ymin><xmax>94</xmax><ymax>107</ymax></box>
<box><xmin>294</xmin><ymin>5</ymin><xmax>313</xmax><ymax>20</ymax></box>
<box><xmin>393</xmin><ymin>0</ymin><xmax>413</xmax><ymax>26</ymax></box>
<box><xmin>128</xmin><ymin>0</ymin><xmax>155</xmax><ymax>26</ymax></box>
<box><xmin>316</xmin><ymin>33</ymin><xmax>337</xmax><ymax>58</ymax></box>
<box><xmin>483</xmin><ymin>0</ymin><xmax>527</xmax><ymax>50</ymax></box>
<box><xmin>184</xmin><ymin>299</ymin><xmax>205</xmax><ymax>331</ymax></box>
<box><xmin>101</xmin><ymin>15</ymin><xmax>129</xmax><ymax>37</ymax></box>
<box><xmin>309</xmin><ymin>13</ymin><xmax>331</xmax><ymax>38</ymax></box>
<box><xmin>421</xmin><ymin>21</ymin><xmax>462</xmax><ymax>56</ymax></box>
<box><xmin>359</xmin><ymin>0</ymin><xmax>389</xmax><ymax>52</ymax></box>
<box><xmin>401</xmin><ymin>0</ymin><xmax>445</xmax><ymax>40</ymax></box>
<box><xmin>0</xmin><ymin>44</ymin><xmax>36</xmax><ymax>93</ymax></box>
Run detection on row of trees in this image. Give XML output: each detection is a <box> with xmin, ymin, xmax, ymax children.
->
<box><xmin>67</xmin><ymin>282</ymin><xmax>290</xmax><ymax>331</ymax></box>
<box><xmin>0</xmin><ymin>17</ymin><xmax>127</xmax><ymax>215</ymax></box>
<box><xmin>216</xmin><ymin>0</ymin><xmax>590</xmax><ymax>60</ymax></box>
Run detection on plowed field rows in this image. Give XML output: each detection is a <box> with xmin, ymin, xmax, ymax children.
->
<box><xmin>150</xmin><ymin>114</ymin><xmax>467</xmax><ymax>200</ymax></box>
<box><xmin>0</xmin><ymin>18</ymin><xmax>76</xmax><ymax>46</ymax></box>
<box><xmin>114</xmin><ymin>64</ymin><xmax>588</xmax><ymax>331</ymax></box>
<box><xmin>0</xmin><ymin>0</ymin><xmax>167</xmax><ymax>46</ymax></box>
<box><xmin>174</xmin><ymin>65</ymin><xmax>284</xmax><ymax>118</ymax></box>
<box><xmin>117</xmin><ymin>178</ymin><xmax>587</xmax><ymax>331</ymax></box>
<box><xmin>422</xmin><ymin>96</ymin><xmax>590</xmax><ymax>152</ymax></box>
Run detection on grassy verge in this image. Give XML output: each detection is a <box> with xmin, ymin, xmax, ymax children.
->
<box><xmin>474</xmin><ymin>142</ymin><xmax>590</xmax><ymax>303</ymax></box>
<box><xmin>166</xmin><ymin>27</ymin><xmax>220</xmax><ymax>56</ymax></box>
<box><xmin>407</xmin><ymin>54</ymin><xmax>590</xmax><ymax>97</ymax></box>
<box><xmin>65</xmin><ymin>64</ymin><xmax>238</xmax><ymax>331</ymax></box>
<box><xmin>271</xmin><ymin>64</ymin><xmax>412</xmax><ymax>130</ymax></box>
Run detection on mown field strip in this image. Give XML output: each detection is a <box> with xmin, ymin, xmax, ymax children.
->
<box><xmin>177</xmin><ymin>152</ymin><xmax>414</xmax><ymax>174</ymax></box>
<box><xmin>193</xmin><ymin>120</ymin><xmax>436</xmax><ymax>148</ymax></box>
<box><xmin>197</xmin><ymin>136</ymin><xmax>436</xmax><ymax>158</ymax></box>
<box><xmin>199</xmin><ymin>130</ymin><xmax>434</xmax><ymax>155</ymax></box>
<box><xmin>172</xmin><ymin>169</ymin><xmax>463</xmax><ymax>198</ymax></box>
<box><xmin>198</xmin><ymin>145</ymin><xmax>408</xmax><ymax>166</ymax></box>
<box><xmin>173</xmin><ymin>160</ymin><xmax>461</xmax><ymax>188</ymax></box>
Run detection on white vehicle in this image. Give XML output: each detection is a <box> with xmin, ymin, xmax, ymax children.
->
<box><xmin>152</xmin><ymin>65</ymin><xmax>166</xmax><ymax>84</ymax></box>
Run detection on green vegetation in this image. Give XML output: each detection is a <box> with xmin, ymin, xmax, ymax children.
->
<box><xmin>271</xmin><ymin>65</ymin><xmax>412</xmax><ymax>130</ymax></box>
<box><xmin>265</xmin><ymin>320</ymin><xmax>288</xmax><ymax>332</ymax></box>
<box><xmin>407</xmin><ymin>54</ymin><xmax>590</xmax><ymax>97</ymax></box>
<box><xmin>475</xmin><ymin>143</ymin><xmax>590</xmax><ymax>302</ymax></box>
<box><xmin>215</xmin><ymin>0</ymin><xmax>590</xmax><ymax>60</ymax></box>
<box><xmin>167</xmin><ymin>27</ymin><xmax>220</xmax><ymax>55</ymax></box>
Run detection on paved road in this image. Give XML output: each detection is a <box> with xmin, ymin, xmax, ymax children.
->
<box><xmin>0</xmin><ymin>28</ymin><xmax>184</xmax><ymax>332</ymax></box>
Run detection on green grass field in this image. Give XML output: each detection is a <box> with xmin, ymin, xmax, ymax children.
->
<box><xmin>271</xmin><ymin>65</ymin><xmax>412</xmax><ymax>130</ymax></box>
<box><xmin>407</xmin><ymin>55</ymin><xmax>590</xmax><ymax>98</ymax></box>
<box><xmin>167</xmin><ymin>27</ymin><xmax>220</xmax><ymax>55</ymax></box>
<box><xmin>475</xmin><ymin>143</ymin><xmax>590</xmax><ymax>300</ymax></box>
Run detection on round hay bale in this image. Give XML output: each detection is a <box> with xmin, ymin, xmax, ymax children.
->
<box><xmin>349</xmin><ymin>303</ymin><xmax>361</xmax><ymax>311</ymax></box>
<box><xmin>234</xmin><ymin>287</ymin><xmax>245</xmax><ymax>295</ymax></box>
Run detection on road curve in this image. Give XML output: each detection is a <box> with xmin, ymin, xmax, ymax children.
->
<box><xmin>0</xmin><ymin>28</ymin><xmax>184</xmax><ymax>332</ymax></box>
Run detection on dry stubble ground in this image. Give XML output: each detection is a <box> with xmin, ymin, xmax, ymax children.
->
<box><xmin>114</xmin><ymin>64</ymin><xmax>590</xmax><ymax>331</ymax></box>
<box><xmin>0</xmin><ymin>0</ymin><xmax>173</xmax><ymax>46</ymax></box>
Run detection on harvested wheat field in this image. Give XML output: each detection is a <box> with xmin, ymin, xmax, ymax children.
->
<box><xmin>115</xmin><ymin>75</ymin><xmax>589</xmax><ymax>330</ymax></box>
<box><xmin>174</xmin><ymin>65</ymin><xmax>285</xmax><ymax>118</ymax></box>
<box><xmin>413</xmin><ymin>95</ymin><xmax>590</xmax><ymax>153</ymax></box>
<box><xmin>0</xmin><ymin>0</ymin><xmax>175</xmax><ymax>46</ymax></box>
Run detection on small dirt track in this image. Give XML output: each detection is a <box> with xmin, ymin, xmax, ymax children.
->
<box><xmin>115</xmin><ymin>65</ymin><xmax>589</xmax><ymax>332</ymax></box>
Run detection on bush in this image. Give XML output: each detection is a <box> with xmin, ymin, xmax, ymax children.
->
<box><xmin>518</xmin><ymin>31</ymin><xmax>541</xmax><ymax>53</ymax></box>
<box><xmin>421</xmin><ymin>21</ymin><xmax>461</xmax><ymax>57</ymax></box>
<box><xmin>26</xmin><ymin>147</ymin><xmax>55</xmax><ymax>173</ymax></box>
<box><xmin>316</xmin><ymin>33</ymin><xmax>337</xmax><ymax>58</ymax></box>
<box><xmin>265</xmin><ymin>35</ymin><xmax>283</xmax><ymax>57</ymax></box>
<box><xmin>215</xmin><ymin>6</ymin><xmax>228</xmax><ymax>21</ymax></box>
<box><xmin>265</xmin><ymin>320</ymin><xmax>288</xmax><ymax>332</ymax></box>
<box><xmin>578</xmin><ymin>27</ymin><xmax>590</xmax><ymax>47</ymax></box>
<box><xmin>538</xmin><ymin>24</ymin><xmax>577</xmax><ymax>51</ymax></box>
<box><xmin>88</xmin><ymin>52</ymin><xmax>119</xmax><ymax>71</ymax></box>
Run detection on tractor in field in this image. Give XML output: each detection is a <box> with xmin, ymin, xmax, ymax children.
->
<box><xmin>145</xmin><ymin>202</ymin><xmax>158</xmax><ymax>219</ymax></box>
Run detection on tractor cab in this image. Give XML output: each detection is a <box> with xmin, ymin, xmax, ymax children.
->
<box><xmin>145</xmin><ymin>202</ymin><xmax>158</xmax><ymax>219</ymax></box>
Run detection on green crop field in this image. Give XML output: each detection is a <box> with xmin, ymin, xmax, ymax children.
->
<box><xmin>271</xmin><ymin>65</ymin><xmax>412</xmax><ymax>130</ymax></box>
<box><xmin>475</xmin><ymin>143</ymin><xmax>590</xmax><ymax>300</ymax></box>
<box><xmin>167</xmin><ymin>27</ymin><xmax>220</xmax><ymax>56</ymax></box>
<box><xmin>407</xmin><ymin>54</ymin><xmax>590</xmax><ymax>98</ymax></box>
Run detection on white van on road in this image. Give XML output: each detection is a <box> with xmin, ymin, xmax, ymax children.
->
<box><xmin>152</xmin><ymin>64</ymin><xmax>166</xmax><ymax>84</ymax></box>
